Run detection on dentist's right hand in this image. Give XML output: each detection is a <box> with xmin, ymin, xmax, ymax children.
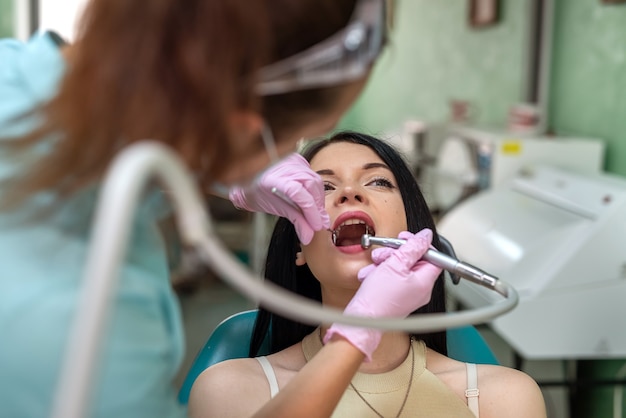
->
<box><xmin>323</xmin><ymin>229</ymin><xmax>442</xmax><ymax>361</ymax></box>
<box><xmin>228</xmin><ymin>153</ymin><xmax>329</xmax><ymax>245</ymax></box>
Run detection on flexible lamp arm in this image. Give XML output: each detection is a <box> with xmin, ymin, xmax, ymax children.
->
<box><xmin>51</xmin><ymin>141</ymin><xmax>518</xmax><ymax>418</ymax></box>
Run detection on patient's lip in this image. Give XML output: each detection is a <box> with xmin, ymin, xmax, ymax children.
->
<box><xmin>335</xmin><ymin>243</ymin><xmax>366</xmax><ymax>254</ymax></box>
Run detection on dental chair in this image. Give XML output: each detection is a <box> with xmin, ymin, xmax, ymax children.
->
<box><xmin>178</xmin><ymin>309</ymin><xmax>499</xmax><ymax>404</ymax></box>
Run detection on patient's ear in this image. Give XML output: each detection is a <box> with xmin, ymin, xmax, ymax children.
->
<box><xmin>295</xmin><ymin>249</ymin><xmax>307</xmax><ymax>266</ymax></box>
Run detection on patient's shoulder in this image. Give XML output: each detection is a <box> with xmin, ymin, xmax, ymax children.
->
<box><xmin>194</xmin><ymin>357</ymin><xmax>265</xmax><ymax>389</ymax></box>
<box><xmin>188</xmin><ymin>357</ymin><xmax>269</xmax><ymax>418</ymax></box>
<box><xmin>478</xmin><ymin>364</ymin><xmax>547</xmax><ymax>418</ymax></box>
<box><xmin>188</xmin><ymin>344</ymin><xmax>305</xmax><ymax>418</ymax></box>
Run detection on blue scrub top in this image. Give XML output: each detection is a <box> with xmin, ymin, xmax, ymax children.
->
<box><xmin>0</xmin><ymin>32</ymin><xmax>187</xmax><ymax>418</ymax></box>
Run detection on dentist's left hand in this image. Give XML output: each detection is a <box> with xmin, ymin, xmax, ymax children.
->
<box><xmin>323</xmin><ymin>229</ymin><xmax>442</xmax><ymax>361</ymax></box>
<box><xmin>229</xmin><ymin>153</ymin><xmax>330</xmax><ymax>245</ymax></box>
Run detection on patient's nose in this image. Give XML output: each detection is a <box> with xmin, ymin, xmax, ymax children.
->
<box><xmin>336</xmin><ymin>185</ymin><xmax>365</xmax><ymax>205</ymax></box>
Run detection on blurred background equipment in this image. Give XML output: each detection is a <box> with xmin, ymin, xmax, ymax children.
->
<box><xmin>419</xmin><ymin>125</ymin><xmax>605</xmax><ymax>215</ymax></box>
<box><xmin>439</xmin><ymin>164</ymin><xmax>626</xmax><ymax>359</ymax></box>
<box><xmin>438</xmin><ymin>163</ymin><xmax>626</xmax><ymax>418</ymax></box>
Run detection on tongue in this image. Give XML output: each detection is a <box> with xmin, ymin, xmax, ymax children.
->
<box><xmin>336</xmin><ymin>224</ymin><xmax>367</xmax><ymax>247</ymax></box>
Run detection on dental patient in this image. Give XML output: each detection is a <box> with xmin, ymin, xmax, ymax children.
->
<box><xmin>189</xmin><ymin>131</ymin><xmax>546</xmax><ymax>417</ymax></box>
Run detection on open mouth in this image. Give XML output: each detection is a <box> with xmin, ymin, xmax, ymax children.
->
<box><xmin>332</xmin><ymin>219</ymin><xmax>375</xmax><ymax>247</ymax></box>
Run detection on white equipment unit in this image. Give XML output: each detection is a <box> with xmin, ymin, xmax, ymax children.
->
<box><xmin>438</xmin><ymin>165</ymin><xmax>626</xmax><ymax>359</ymax></box>
<box><xmin>423</xmin><ymin>125</ymin><xmax>605</xmax><ymax>213</ymax></box>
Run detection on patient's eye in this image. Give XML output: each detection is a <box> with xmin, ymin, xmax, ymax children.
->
<box><xmin>323</xmin><ymin>181</ymin><xmax>335</xmax><ymax>192</ymax></box>
<box><xmin>367</xmin><ymin>177</ymin><xmax>395</xmax><ymax>189</ymax></box>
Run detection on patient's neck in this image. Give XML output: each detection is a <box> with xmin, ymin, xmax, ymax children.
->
<box><xmin>361</xmin><ymin>331</ymin><xmax>412</xmax><ymax>373</ymax></box>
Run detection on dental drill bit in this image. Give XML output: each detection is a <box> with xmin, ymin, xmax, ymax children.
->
<box><xmin>361</xmin><ymin>234</ymin><xmax>505</xmax><ymax>296</ymax></box>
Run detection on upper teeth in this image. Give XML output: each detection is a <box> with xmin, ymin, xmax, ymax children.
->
<box><xmin>334</xmin><ymin>219</ymin><xmax>373</xmax><ymax>235</ymax></box>
<box><xmin>339</xmin><ymin>219</ymin><xmax>366</xmax><ymax>228</ymax></box>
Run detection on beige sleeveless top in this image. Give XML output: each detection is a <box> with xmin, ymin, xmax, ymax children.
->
<box><xmin>299</xmin><ymin>329</ymin><xmax>477</xmax><ymax>418</ymax></box>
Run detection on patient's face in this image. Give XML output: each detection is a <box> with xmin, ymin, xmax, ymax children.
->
<box><xmin>300</xmin><ymin>142</ymin><xmax>407</xmax><ymax>301</ymax></box>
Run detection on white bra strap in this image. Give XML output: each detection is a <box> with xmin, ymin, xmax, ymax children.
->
<box><xmin>256</xmin><ymin>356</ymin><xmax>280</xmax><ymax>398</ymax></box>
<box><xmin>465</xmin><ymin>363</ymin><xmax>480</xmax><ymax>417</ymax></box>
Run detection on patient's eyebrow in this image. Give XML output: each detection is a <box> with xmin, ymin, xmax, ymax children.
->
<box><xmin>316</xmin><ymin>169</ymin><xmax>334</xmax><ymax>176</ymax></box>
<box><xmin>316</xmin><ymin>162</ymin><xmax>390</xmax><ymax>176</ymax></box>
<box><xmin>363</xmin><ymin>162</ymin><xmax>390</xmax><ymax>171</ymax></box>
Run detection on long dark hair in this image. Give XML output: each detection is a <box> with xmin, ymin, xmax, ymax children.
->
<box><xmin>250</xmin><ymin>131</ymin><xmax>448</xmax><ymax>357</ymax></box>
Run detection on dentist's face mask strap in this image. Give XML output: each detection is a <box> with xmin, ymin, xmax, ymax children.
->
<box><xmin>256</xmin><ymin>0</ymin><xmax>387</xmax><ymax>96</ymax></box>
<box><xmin>260</xmin><ymin>122</ymin><xmax>280</xmax><ymax>165</ymax></box>
<box><xmin>211</xmin><ymin>122</ymin><xmax>281</xmax><ymax>194</ymax></box>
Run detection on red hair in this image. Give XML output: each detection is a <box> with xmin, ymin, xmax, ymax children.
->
<box><xmin>2</xmin><ymin>0</ymin><xmax>358</xmax><ymax>209</ymax></box>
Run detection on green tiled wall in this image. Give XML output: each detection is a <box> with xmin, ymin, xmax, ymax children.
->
<box><xmin>574</xmin><ymin>359</ymin><xmax>626</xmax><ymax>418</ymax></box>
<box><xmin>0</xmin><ymin>0</ymin><xmax>13</xmax><ymax>38</ymax></box>
<box><xmin>549</xmin><ymin>0</ymin><xmax>626</xmax><ymax>176</ymax></box>
<box><xmin>339</xmin><ymin>0</ymin><xmax>626</xmax><ymax>178</ymax></box>
<box><xmin>339</xmin><ymin>0</ymin><xmax>531</xmax><ymax>134</ymax></box>
<box><xmin>550</xmin><ymin>0</ymin><xmax>626</xmax><ymax>398</ymax></box>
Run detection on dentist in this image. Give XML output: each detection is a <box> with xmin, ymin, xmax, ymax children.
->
<box><xmin>0</xmin><ymin>0</ymin><xmax>439</xmax><ymax>417</ymax></box>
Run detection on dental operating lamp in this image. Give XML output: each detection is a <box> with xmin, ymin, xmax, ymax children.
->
<box><xmin>51</xmin><ymin>141</ymin><xmax>518</xmax><ymax>418</ymax></box>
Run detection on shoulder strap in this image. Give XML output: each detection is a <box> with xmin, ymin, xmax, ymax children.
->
<box><xmin>465</xmin><ymin>363</ymin><xmax>480</xmax><ymax>417</ymax></box>
<box><xmin>256</xmin><ymin>356</ymin><xmax>280</xmax><ymax>398</ymax></box>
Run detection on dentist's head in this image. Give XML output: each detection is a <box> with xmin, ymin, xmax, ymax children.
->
<box><xmin>2</xmin><ymin>0</ymin><xmax>390</xmax><ymax>207</ymax></box>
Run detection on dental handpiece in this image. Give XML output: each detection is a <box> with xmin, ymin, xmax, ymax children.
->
<box><xmin>361</xmin><ymin>234</ymin><xmax>506</xmax><ymax>296</ymax></box>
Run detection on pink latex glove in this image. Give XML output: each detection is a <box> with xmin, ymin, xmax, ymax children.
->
<box><xmin>358</xmin><ymin>230</ymin><xmax>437</xmax><ymax>274</ymax></box>
<box><xmin>324</xmin><ymin>229</ymin><xmax>442</xmax><ymax>361</ymax></box>
<box><xmin>229</xmin><ymin>153</ymin><xmax>330</xmax><ymax>245</ymax></box>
